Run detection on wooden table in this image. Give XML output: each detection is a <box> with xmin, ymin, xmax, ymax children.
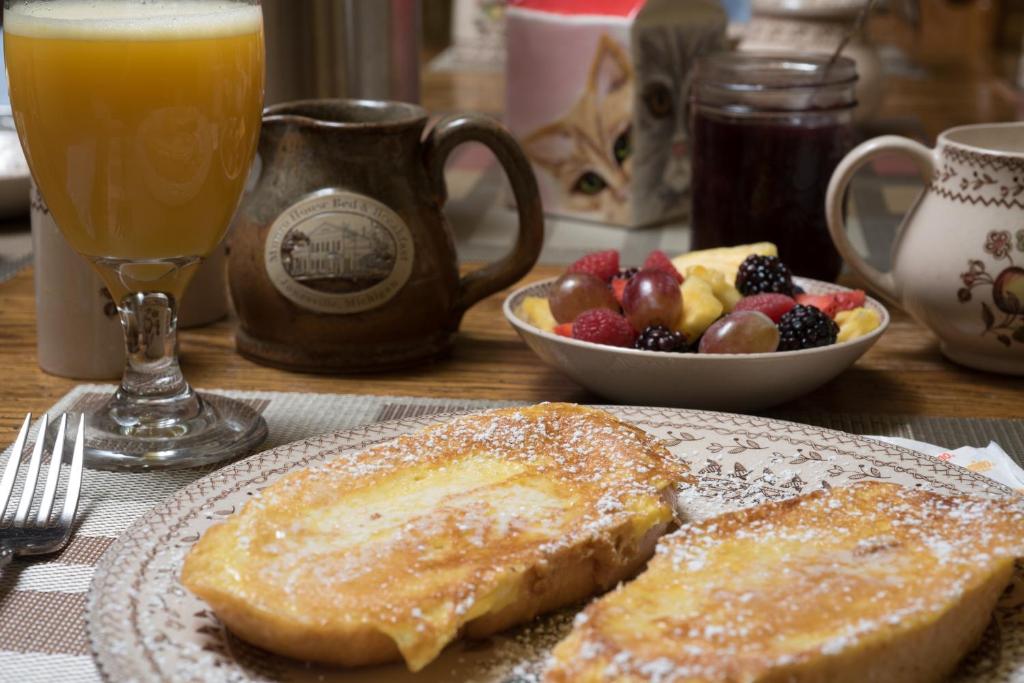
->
<box><xmin>1</xmin><ymin>260</ymin><xmax>1021</xmax><ymax>442</ymax></box>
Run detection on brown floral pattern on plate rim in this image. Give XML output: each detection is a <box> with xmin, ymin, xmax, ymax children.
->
<box><xmin>86</xmin><ymin>407</ymin><xmax>1023</xmax><ymax>683</ymax></box>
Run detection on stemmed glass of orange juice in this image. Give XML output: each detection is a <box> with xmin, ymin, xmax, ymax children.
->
<box><xmin>5</xmin><ymin>0</ymin><xmax>267</xmax><ymax>468</ymax></box>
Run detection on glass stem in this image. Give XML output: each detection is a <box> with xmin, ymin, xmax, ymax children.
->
<box><xmin>110</xmin><ymin>291</ymin><xmax>201</xmax><ymax>430</ymax></box>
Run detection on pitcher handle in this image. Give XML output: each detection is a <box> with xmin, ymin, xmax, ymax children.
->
<box><xmin>826</xmin><ymin>135</ymin><xmax>935</xmax><ymax>305</ymax></box>
<box><xmin>423</xmin><ymin>114</ymin><xmax>544</xmax><ymax>322</ymax></box>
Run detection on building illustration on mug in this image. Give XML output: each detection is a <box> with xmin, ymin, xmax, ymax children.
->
<box><xmin>279</xmin><ymin>218</ymin><xmax>398</xmax><ymax>294</ymax></box>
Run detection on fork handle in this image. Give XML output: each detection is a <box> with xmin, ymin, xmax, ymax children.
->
<box><xmin>0</xmin><ymin>546</ymin><xmax>11</xmax><ymax>569</ymax></box>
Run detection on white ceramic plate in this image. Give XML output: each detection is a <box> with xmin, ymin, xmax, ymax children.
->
<box><xmin>503</xmin><ymin>276</ymin><xmax>889</xmax><ymax>411</ymax></box>
<box><xmin>87</xmin><ymin>408</ymin><xmax>1023</xmax><ymax>683</ymax></box>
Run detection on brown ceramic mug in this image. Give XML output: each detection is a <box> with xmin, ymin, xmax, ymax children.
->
<box><xmin>228</xmin><ymin>99</ymin><xmax>544</xmax><ymax>372</ymax></box>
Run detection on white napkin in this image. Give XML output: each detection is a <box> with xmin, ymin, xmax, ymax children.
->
<box><xmin>869</xmin><ymin>436</ymin><xmax>1024</xmax><ymax>496</ymax></box>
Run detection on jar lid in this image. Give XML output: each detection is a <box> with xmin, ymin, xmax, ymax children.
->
<box><xmin>696</xmin><ymin>52</ymin><xmax>857</xmax><ymax>90</ymax></box>
<box><xmin>693</xmin><ymin>52</ymin><xmax>857</xmax><ymax>114</ymax></box>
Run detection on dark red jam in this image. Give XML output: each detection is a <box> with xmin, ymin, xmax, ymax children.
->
<box><xmin>691</xmin><ymin>111</ymin><xmax>854</xmax><ymax>281</ymax></box>
<box><xmin>690</xmin><ymin>53</ymin><xmax>857</xmax><ymax>282</ymax></box>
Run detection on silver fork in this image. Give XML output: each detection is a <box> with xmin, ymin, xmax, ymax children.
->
<box><xmin>0</xmin><ymin>413</ymin><xmax>85</xmax><ymax>568</ymax></box>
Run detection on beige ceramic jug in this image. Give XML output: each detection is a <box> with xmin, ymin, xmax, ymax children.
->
<box><xmin>827</xmin><ymin>122</ymin><xmax>1024</xmax><ymax>375</ymax></box>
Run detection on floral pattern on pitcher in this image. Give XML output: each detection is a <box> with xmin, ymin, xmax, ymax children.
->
<box><xmin>931</xmin><ymin>148</ymin><xmax>1024</xmax><ymax>209</ymax></box>
<box><xmin>958</xmin><ymin>229</ymin><xmax>1024</xmax><ymax>347</ymax></box>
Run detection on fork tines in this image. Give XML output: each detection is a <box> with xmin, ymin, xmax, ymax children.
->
<box><xmin>0</xmin><ymin>413</ymin><xmax>85</xmax><ymax>528</ymax></box>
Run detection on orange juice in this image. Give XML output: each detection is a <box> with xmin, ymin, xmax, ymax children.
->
<box><xmin>5</xmin><ymin>1</ymin><xmax>264</xmax><ymax>263</ymax></box>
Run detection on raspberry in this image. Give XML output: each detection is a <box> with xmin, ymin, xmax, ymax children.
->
<box><xmin>777</xmin><ymin>304</ymin><xmax>839</xmax><ymax>351</ymax></box>
<box><xmin>641</xmin><ymin>250</ymin><xmax>684</xmax><ymax>284</ymax></box>
<box><xmin>735</xmin><ymin>255</ymin><xmax>794</xmax><ymax>296</ymax></box>
<box><xmin>733</xmin><ymin>293</ymin><xmax>797</xmax><ymax>323</ymax></box>
<box><xmin>635</xmin><ymin>325</ymin><xmax>689</xmax><ymax>352</ymax></box>
<box><xmin>567</xmin><ymin>250</ymin><xmax>620</xmax><ymax>282</ymax></box>
<box><xmin>572</xmin><ymin>308</ymin><xmax>636</xmax><ymax>347</ymax></box>
<box><xmin>794</xmin><ymin>293</ymin><xmax>839</xmax><ymax>318</ymax></box>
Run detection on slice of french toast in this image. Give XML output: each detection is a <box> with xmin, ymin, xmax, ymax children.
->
<box><xmin>181</xmin><ymin>403</ymin><xmax>692</xmax><ymax>671</ymax></box>
<box><xmin>544</xmin><ymin>481</ymin><xmax>1024</xmax><ymax>683</ymax></box>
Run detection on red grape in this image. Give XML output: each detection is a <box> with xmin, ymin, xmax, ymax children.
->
<box><xmin>698</xmin><ymin>311</ymin><xmax>780</xmax><ymax>354</ymax></box>
<box><xmin>549</xmin><ymin>272</ymin><xmax>618</xmax><ymax>324</ymax></box>
<box><xmin>622</xmin><ymin>269</ymin><xmax>682</xmax><ymax>332</ymax></box>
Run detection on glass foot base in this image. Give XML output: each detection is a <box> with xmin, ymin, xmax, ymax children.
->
<box><xmin>48</xmin><ymin>393</ymin><xmax>268</xmax><ymax>471</ymax></box>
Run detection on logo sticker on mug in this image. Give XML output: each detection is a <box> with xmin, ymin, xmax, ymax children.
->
<box><xmin>264</xmin><ymin>189</ymin><xmax>415</xmax><ymax>314</ymax></box>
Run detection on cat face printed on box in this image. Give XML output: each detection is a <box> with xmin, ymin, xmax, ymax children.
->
<box><xmin>506</xmin><ymin>0</ymin><xmax>726</xmax><ymax>228</ymax></box>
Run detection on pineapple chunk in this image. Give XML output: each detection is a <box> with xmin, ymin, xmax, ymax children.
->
<box><xmin>685</xmin><ymin>265</ymin><xmax>742</xmax><ymax>312</ymax></box>
<box><xmin>672</xmin><ymin>242</ymin><xmax>777</xmax><ymax>285</ymax></box>
<box><xmin>676</xmin><ymin>275</ymin><xmax>723</xmax><ymax>341</ymax></box>
<box><xmin>519</xmin><ymin>296</ymin><xmax>557</xmax><ymax>333</ymax></box>
<box><xmin>835</xmin><ymin>307</ymin><xmax>881</xmax><ymax>343</ymax></box>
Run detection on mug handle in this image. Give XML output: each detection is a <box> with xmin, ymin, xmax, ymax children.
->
<box><xmin>826</xmin><ymin>135</ymin><xmax>935</xmax><ymax>304</ymax></box>
<box><xmin>423</xmin><ymin>114</ymin><xmax>545</xmax><ymax>321</ymax></box>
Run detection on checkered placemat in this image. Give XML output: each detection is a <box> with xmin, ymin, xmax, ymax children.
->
<box><xmin>1</xmin><ymin>385</ymin><xmax>1022</xmax><ymax>682</ymax></box>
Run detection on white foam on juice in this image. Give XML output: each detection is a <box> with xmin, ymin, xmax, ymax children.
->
<box><xmin>4</xmin><ymin>0</ymin><xmax>262</xmax><ymax>40</ymax></box>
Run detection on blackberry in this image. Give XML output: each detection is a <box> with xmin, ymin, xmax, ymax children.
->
<box><xmin>735</xmin><ymin>255</ymin><xmax>795</xmax><ymax>296</ymax></box>
<box><xmin>614</xmin><ymin>267</ymin><xmax>639</xmax><ymax>280</ymax></box>
<box><xmin>635</xmin><ymin>325</ymin><xmax>689</xmax><ymax>352</ymax></box>
<box><xmin>777</xmin><ymin>304</ymin><xmax>839</xmax><ymax>351</ymax></box>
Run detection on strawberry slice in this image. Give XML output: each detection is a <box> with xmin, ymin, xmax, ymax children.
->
<box><xmin>794</xmin><ymin>290</ymin><xmax>866</xmax><ymax>318</ymax></box>
<box><xmin>642</xmin><ymin>249</ymin><xmax>684</xmax><ymax>284</ymax></box>
<box><xmin>567</xmin><ymin>250</ymin><xmax>620</xmax><ymax>282</ymax></box>
<box><xmin>832</xmin><ymin>289</ymin><xmax>866</xmax><ymax>312</ymax></box>
<box><xmin>611</xmin><ymin>278</ymin><xmax>628</xmax><ymax>305</ymax></box>
<box><xmin>733</xmin><ymin>293</ymin><xmax>797</xmax><ymax>323</ymax></box>
<box><xmin>795</xmin><ymin>293</ymin><xmax>839</xmax><ymax>318</ymax></box>
<box><xmin>553</xmin><ymin>322</ymin><xmax>573</xmax><ymax>338</ymax></box>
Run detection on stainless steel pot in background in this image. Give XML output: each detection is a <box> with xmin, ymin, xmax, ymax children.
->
<box><xmin>262</xmin><ymin>0</ymin><xmax>422</xmax><ymax>105</ymax></box>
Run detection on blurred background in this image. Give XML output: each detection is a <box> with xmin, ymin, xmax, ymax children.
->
<box><xmin>407</xmin><ymin>0</ymin><xmax>1024</xmax><ymax>266</ymax></box>
<box><xmin>4</xmin><ymin>0</ymin><xmax>1024</xmax><ymax>277</ymax></box>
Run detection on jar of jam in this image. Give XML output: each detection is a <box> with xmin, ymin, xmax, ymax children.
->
<box><xmin>690</xmin><ymin>53</ymin><xmax>857</xmax><ymax>282</ymax></box>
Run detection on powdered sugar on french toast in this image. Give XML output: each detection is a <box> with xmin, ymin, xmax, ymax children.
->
<box><xmin>183</xmin><ymin>403</ymin><xmax>693</xmax><ymax>671</ymax></box>
<box><xmin>543</xmin><ymin>481</ymin><xmax>1024</xmax><ymax>682</ymax></box>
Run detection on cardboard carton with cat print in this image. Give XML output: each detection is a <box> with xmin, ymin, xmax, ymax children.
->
<box><xmin>506</xmin><ymin>0</ymin><xmax>725</xmax><ymax>227</ymax></box>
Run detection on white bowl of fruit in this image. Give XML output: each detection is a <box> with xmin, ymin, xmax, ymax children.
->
<box><xmin>504</xmin><ymin>243</ymin><xmax>889</xmax><ymax>411</ymax></box>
